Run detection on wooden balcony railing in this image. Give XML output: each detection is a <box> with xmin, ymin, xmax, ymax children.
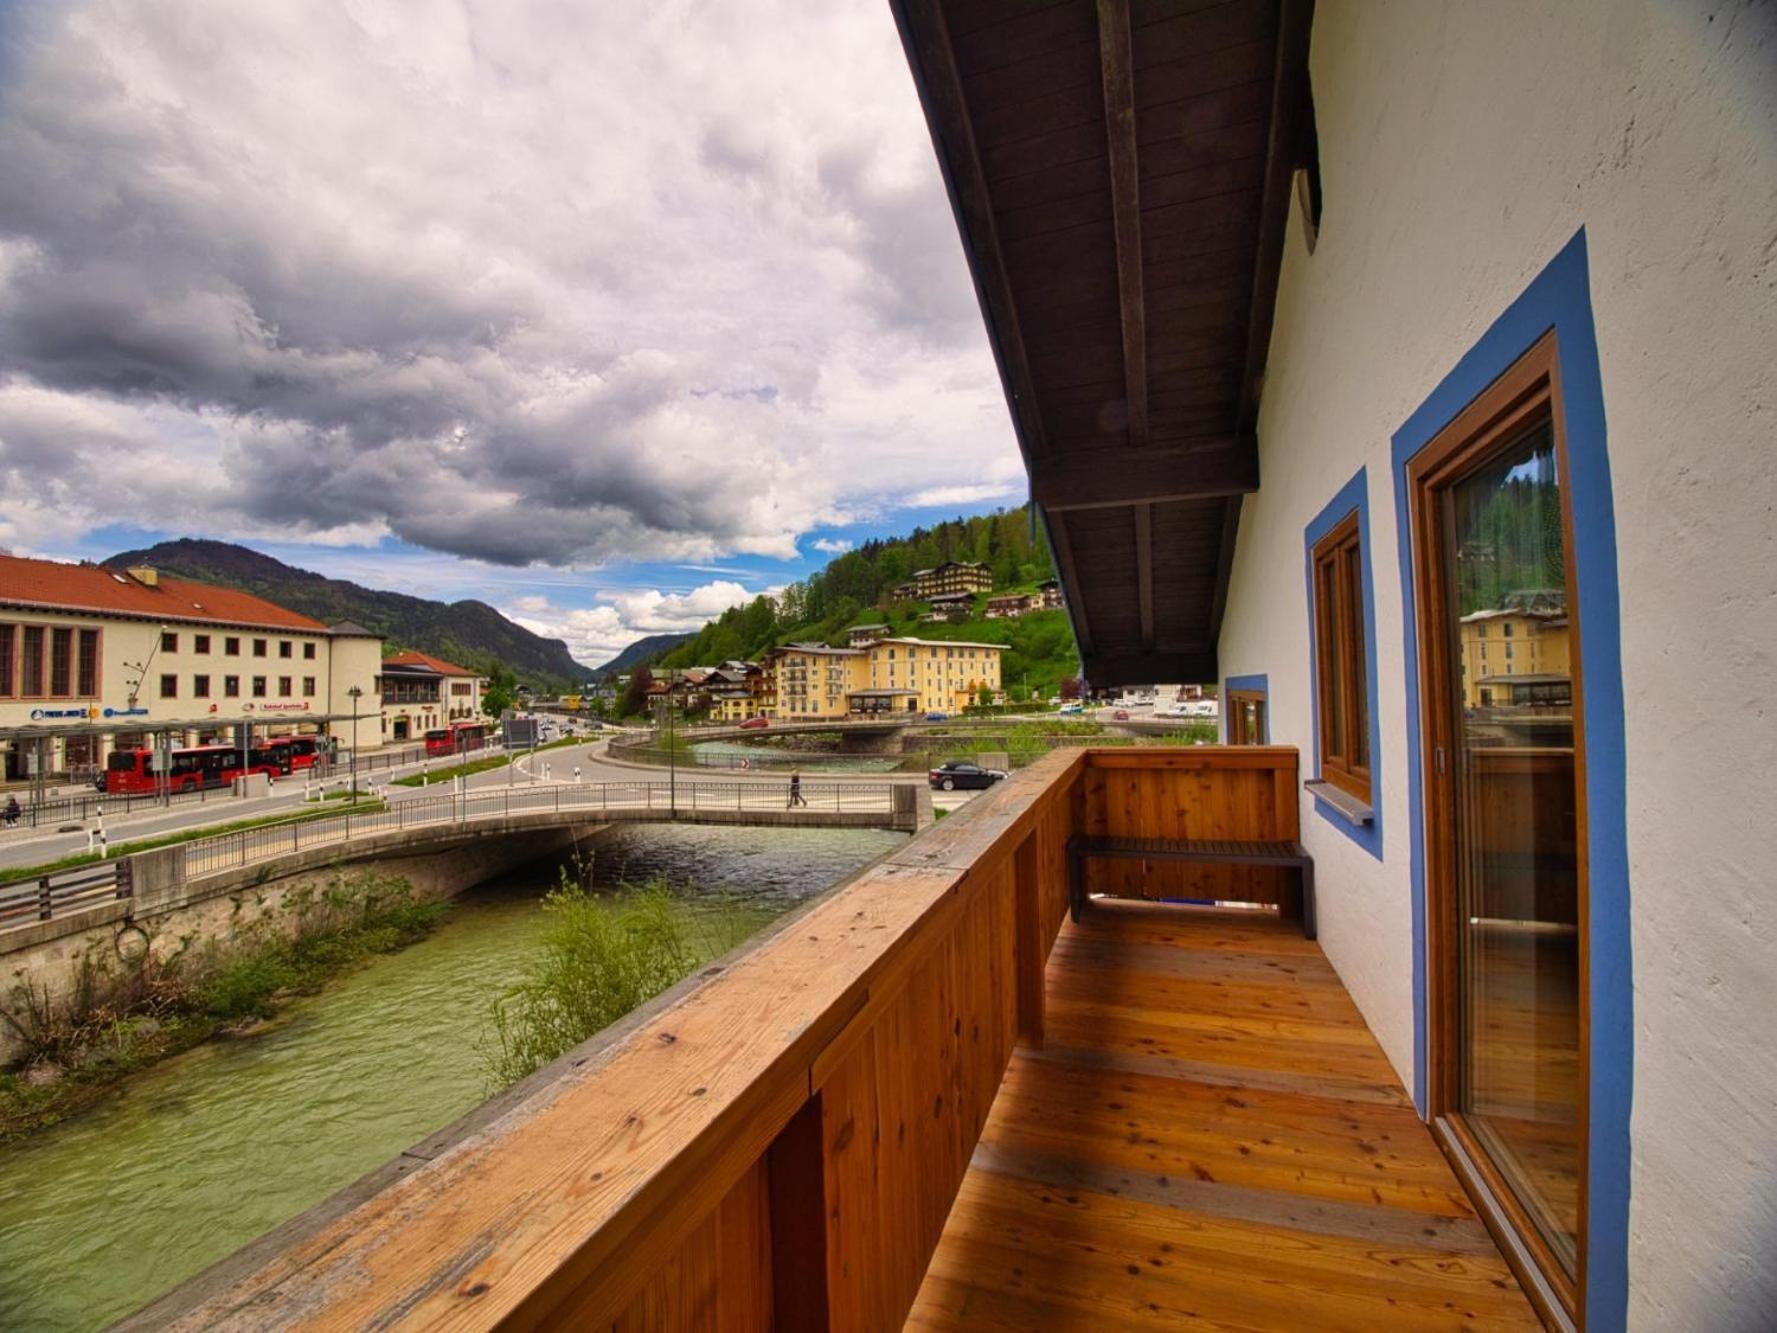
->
<box><xmin>138</xmin><ymin>746</ymin><xmax>1320</xmax><ymax>1330</ymax></box>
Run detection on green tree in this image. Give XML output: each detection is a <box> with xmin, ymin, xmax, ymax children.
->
<box><xmin>481</xmin><ymin>663</ymin><xmax>517</xmax><ymax>718</ymax></box>
<box><xmin>620</xmin><ymin>666</ymin><xmax>654</xmax><ymax>718</ymax></box>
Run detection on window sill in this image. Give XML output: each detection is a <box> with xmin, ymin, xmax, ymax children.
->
<box><xmin>1305</xmin><ymin>779</ymin><xmax>1374</xmax><ymax>827</ymax></box>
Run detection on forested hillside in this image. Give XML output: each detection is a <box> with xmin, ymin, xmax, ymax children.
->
<box><xmin>653</xmin><ymin>506</ymin><xmax>1076</xmax><ymax>693</ymax></box>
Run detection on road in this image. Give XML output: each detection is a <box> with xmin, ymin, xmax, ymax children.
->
<box><xmin>0</xmin><ymin>732</ymin><xmax>983</xmax><ymax>872</ymax></box>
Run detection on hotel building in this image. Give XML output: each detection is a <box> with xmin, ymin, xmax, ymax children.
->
<box><xmin>764</xmin><ymin>637</ymin><xmax>1002</xmax><ymax>720</ymax></box>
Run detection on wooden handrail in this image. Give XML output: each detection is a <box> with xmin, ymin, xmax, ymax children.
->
<box><xmin>142</xmin><ymin>746</ymin><xmax>1299</xmax><ymax>1331</ymax></box>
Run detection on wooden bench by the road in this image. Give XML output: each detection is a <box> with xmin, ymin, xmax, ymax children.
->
<box><xmin>1067</xmin><ymin>835</ymin><xmax>1317</xmax><ymax>939</ymax></box>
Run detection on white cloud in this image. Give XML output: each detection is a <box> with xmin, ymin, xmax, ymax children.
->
<box><xmin>904</xmin><ymin>481</ymin><xmax>1024</xmax><ymax>509</ymax></box>
<box><xmin>810</xmin><ymin>537</ymin><xmax>853</xmax><ymax>553</ymax></box>
<box><xmin>0</xmin><ymin>0</ymin><xmax>1022</xmax><ymax>569</ymax></box>
<box><xmin>504</xmin><ymin>579</ymin><xmax>768</xmax><ymax>667</ymax></box>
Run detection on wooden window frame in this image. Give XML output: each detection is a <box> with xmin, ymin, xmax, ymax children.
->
<box><xmin>1405</xmin><ymin>330</ymin><xmax>1589</xmax><ymax>1332</ymax></box>
<box><xmin>0</xmin><ymin>624</ymin><xmax>13</xmax><ymax>698</ymax></box>
<box><xmin>1227</xmin><ymin>689</ymin><xmax>1268</xmax><ymax>746</ymax></box>
<box><xmin>159</xmin><ymin>673</ymin><xmax>178</xmax><ymax>699</ymax></box>
<box><xmin>19</xmin><ymin>626</ymin><xmax>44</xmax><ymax>698</ymax></box>
<box><xmin>49</xmin><ymin>627</ymin><xmax>73</xmax><ymax>698</ymax></box>
<box><xmin>77</xmin><ymin>629</ymin><xmax>100</xmax><ymax>697</ymax></box>
<box><xmin>1311</xmin><ymin>512</ymin><xmax>1371</xmax><ymax>804</ymax></box>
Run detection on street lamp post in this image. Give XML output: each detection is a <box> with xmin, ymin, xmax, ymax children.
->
<box><xmin>655</xmin><ymin>694</ymin><xmax>677</xmax><ymax>814</ymax></box>
<box><xmin>347</xmin><ymin>685</ymin><xmax>363</xmax><ymax>807</ymax></box>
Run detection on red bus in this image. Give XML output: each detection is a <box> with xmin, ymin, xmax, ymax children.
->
<box><xmin>265</xmin><ymin>735</ymin><xmax>327</xmax><ymax>771</ymax></box>
<box><xmin>99</xmin><ymin>744</ymin><xmax>285</xmax><ymax>795</ymax></box>
<box><xmin>424</xmin><ymin>722</ymin><xmax>489</xmax><ymax>757</ymax></box>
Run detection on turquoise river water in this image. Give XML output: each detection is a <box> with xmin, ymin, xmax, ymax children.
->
<box><xmin>0</xmin><ymin>823</ymin><xmax>903</xmax><ymax>1331</ymax></box>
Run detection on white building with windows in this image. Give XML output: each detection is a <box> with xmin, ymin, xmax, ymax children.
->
<box><xmin>0</xmin><ymin>556</ymin><xmax>383</xmax><ymax>778</ymax></box>
<box><xmin>377</xmin><ymin>649</ymin><xmax>486</xmax><ymax>743</ymax></box>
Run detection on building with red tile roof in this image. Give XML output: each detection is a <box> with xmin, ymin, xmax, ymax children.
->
<box><xmin>0</xmin><ymin>554</ymin><xmax>384</xmax><ymax>779</ymax></box>
<box><xmin>0</xmin><ymin>554</ymin><xmax>326</xmax><ymax>631</ymax></box>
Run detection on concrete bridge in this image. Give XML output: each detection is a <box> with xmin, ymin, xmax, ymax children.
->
<box><xmin>0</xmin><ymin>777</ymin><xmax>924</xmax><ymax>1064</ymax></box>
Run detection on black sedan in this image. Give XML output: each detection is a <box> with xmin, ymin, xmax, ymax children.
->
<box><xmin>928</xmin><ymin>761</ymin><xmax>1008</xmax><ymax>792</ymax></box>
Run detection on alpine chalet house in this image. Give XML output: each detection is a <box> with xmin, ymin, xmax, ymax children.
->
<box><xmin>139</xmin><ymin>4</ymin><xmax>1772</xmax><ymax>1330</ymax></box>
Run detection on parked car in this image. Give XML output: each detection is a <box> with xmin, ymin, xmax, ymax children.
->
<box><xmin>928</xmin><ymin>761</ymin><xmax>1008</xmax><ymax>792</ymax></box>
<box><xmin>924</xmin><ymin>711</ymin><xmax>950</xmax><ymax>721</ymax></box>
<box><xmin>1112</xmin><ymin>709</ymin><xmax>1130</xmax><ymax>720</ymax></box>
<box><xmin>1057</xmin><ymin>702</ymin><xmax>1085</xmax><ymax>715</ymax></box>
<box><xmin>739</xmin><ymin>716</ymin><xmax>770</xmax><ymax>730</ymax></box>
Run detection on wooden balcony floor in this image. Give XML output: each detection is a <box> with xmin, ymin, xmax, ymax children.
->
<box><xmin>907</xmin><ymin>900</ymin><xmax>1539</xmax><ymax>1331</ymax></box>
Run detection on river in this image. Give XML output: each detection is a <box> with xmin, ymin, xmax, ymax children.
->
<box><xmin>0</xmin><ymin>823</ymin><xmax>903</xmax><ymax>1331</ymax></box>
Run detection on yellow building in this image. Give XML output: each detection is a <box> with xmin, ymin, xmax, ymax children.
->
<box><xmin>858</xmin><ymin>637</ymin><xmax>1001</xmax><ymax>716</ymax></box>
<box><xmin>1458</xmin><ymin>608</ymin><xmax>1571</xmax><ymax>708</ymax></box>
<box><xmin>711</xmin><ymin>690</ymin><xmax>754</xmax><ymax>723</ymax></box>
<box><xmin>764</xmin><ymin>637</ymin><xmax>1003</xmax><ymax>720</ymax></box>
<box><xmin>766</xmin><ymin>644</ymin><xmax>859</xmax><ymax>720</ymax></box>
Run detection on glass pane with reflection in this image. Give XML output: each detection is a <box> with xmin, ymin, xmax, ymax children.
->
<box><xmin>1449</xmin><ymin>418</ymin><xmax>1581</xmax><ymax>1274</ymax></box>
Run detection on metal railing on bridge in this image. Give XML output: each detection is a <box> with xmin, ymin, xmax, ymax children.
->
<box><xmin>0</xmin><ymin>859</ymin><xmax>130</xmax><ymax>930</ymax></box>
<box><xmin>180</xmin><ymin>780</ymin><xmax>902</xmax><ymax>879</ymax></box>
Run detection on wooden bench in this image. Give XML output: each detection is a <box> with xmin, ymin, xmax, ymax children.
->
<box><xmin>1067</xmin><ymin>835</ymin><xmax>1317</xmax><ymax>939</ymax></box>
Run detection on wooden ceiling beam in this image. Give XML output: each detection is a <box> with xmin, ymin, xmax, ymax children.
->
<box><xmin>1097</xmin><ymin>0</ymin><xmax>1148</xmax><ymax>450</ymax></box>
<box><xmin>891</xmin><ymin>0</ymin><xmax>1051</xmax><ymax>472</ymax></box>
<box><xmin>1235</xmin><ymin>0</ymin><xmax>1315</xmax><ymax>438</ymax></box>
<box><xmin>1204</xmin><ymin>494</ymin><xmax>1244</xmax><ymax>661</ymax></box>
<box><xmin>1134</xmin><ymin>502</ymin><xmax>1155</xmax><ymax>653</ymax></box>
<box><xmin>1030</xmin><ymin>436</ymin><xmax>1259</xmax><ymax>511</ymax></box>
<box><xmin>1044</xmin><ymin>511</ymin><xmax>1095</xmax><ymax>659</ymax></box>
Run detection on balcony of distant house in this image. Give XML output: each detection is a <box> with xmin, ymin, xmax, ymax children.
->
<box><xmin>921</xmin><ymin>592</ymin><xmax>975</xmax><ymax>624</ymax></box>
<box><xmin>378</xmin><ymin>665</ymin><xmax>444</xmax><ymax>706</ymax></box>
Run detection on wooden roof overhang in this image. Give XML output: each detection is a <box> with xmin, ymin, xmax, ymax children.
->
<box><xmin>892</xmin><ymin>0</ymin><xmax>1315</xmax><ymax>686</ymax></box>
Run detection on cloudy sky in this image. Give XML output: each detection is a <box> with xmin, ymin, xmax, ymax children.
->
<box><xmin>0</xmin><ymin>0</ymin><xmax>1025</xmax><ymax>665</ymax></box>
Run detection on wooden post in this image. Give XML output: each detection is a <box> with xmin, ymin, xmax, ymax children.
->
<box><xmin>766</xmin><ymin>1094</ymin><xmax>829</xmax><ymax>1332</ymax></box>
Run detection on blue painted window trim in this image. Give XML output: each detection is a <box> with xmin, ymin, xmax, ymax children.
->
<box><xmin>1389</xmin><ymin>228</ymin><xmax>1630</xmax><ymax>1332</ymax></box>
<box><xmin>1302</xmin><ymin>469</ymin><xmax>1384</xmax><ymax>860</ymax></box>
<box><xmin>1222</xmin><ymin>672</ymin><xmax>1269</xmax><ymax>743</ymax></box>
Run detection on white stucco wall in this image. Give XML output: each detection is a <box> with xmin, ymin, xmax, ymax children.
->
<box><xmin>1217</xmin><ymin>2</ymin><xmax>1776</xmax><ymax>1326</ymax></box>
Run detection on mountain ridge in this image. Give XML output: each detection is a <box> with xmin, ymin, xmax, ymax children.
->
<box><xmin>103</xmin><ymin>539</ymin><xmax>593</xmax><ymax>688</ymax></box>
<box><xmin>592</xmin><ymin>633</ymin><xmax>693</xmax><ymax>678</ymax></box>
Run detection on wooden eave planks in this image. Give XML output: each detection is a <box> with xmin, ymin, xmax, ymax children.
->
<box><xmin>894</xmin><ymin>0</ymin><xmax>1313</xmax><ymax>686</ymax></box>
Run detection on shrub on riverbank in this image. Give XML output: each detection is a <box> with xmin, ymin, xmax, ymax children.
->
<box><xmin>481</xmin><ymin>878</ymin><xmax>752</xmax><ymax>1089</ymax></box>
<box><xmin>0</xmin><ymin>870</ymin><xmax>447</xmax><ymax>1142</ymax></box>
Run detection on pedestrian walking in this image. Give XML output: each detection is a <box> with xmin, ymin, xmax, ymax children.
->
<box><xmin>788</xmin><ymin>769</ymin><xmax>806</xmax><ymax>808</ymax></box>
<box><xmin>2</xmin><ymin>795</ymin><xmax>19</xmax><ymax>829</ymax></box>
